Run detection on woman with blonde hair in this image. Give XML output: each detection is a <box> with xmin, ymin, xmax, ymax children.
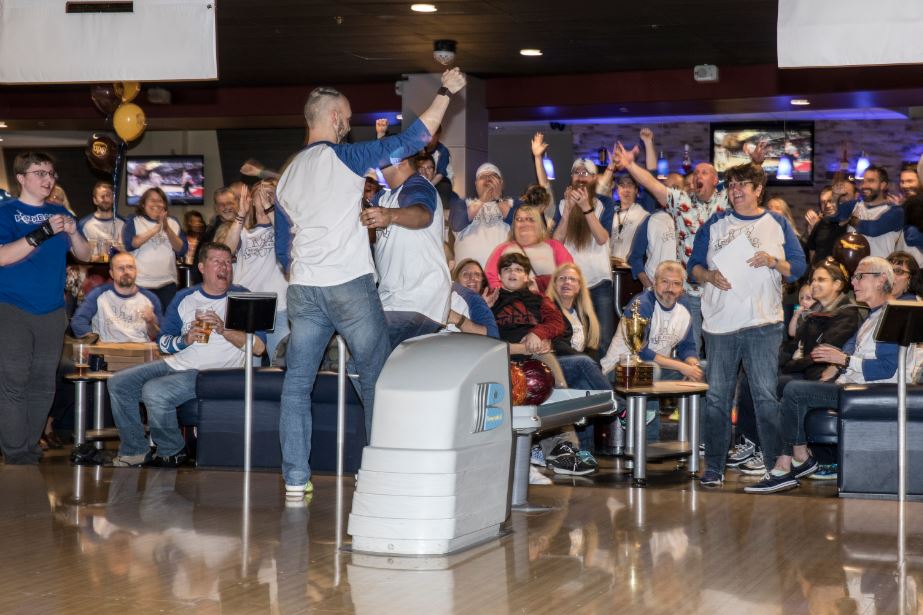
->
<box><xmin>484</xmin><ymin>205</ymin><xmax>573</xmax><ymax>293</ymax></box>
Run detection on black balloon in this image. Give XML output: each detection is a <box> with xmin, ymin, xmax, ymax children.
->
<box><xmin>832</xmin><ymin>232</ymin><xmax>871</xmax><ymax>275</ymax></box>
<box><xmin>85</xmin><ymin>133</ymin><xmax>118</xmax><ymax>174</ymax></box>
<box><xmin>90</xmin><ymin>84</ymin><xmax>121</xmax><ymax>116</ymax></box>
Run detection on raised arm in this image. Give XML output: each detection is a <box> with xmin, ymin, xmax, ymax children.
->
<box><xmin>418</xmin><ymin>69</ymin><xmax>467</xmax><ymax>136</ymax></box>
<box><xmin>640</xmin><ymin>128</ymin><xmax>657</xmax><ymax>172</ymax></box>
<box><xmin>614</xmin><ymin>142</ymin><xmax>669</xmax><ymax>206</ymax></box>
<box><xmin>531</xmin><ymin>132</ymin><xmax>551</xmax><ymax>190</ymax></box>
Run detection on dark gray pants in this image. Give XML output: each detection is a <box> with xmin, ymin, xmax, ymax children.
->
<box><xmin>0</xmin><ymin>303</ymin><xmax>67</xmax><ymax>464</ymax></box>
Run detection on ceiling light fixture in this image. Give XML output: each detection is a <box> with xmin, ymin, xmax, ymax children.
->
<box><xmin>520</xmin><ymin>49</ymin><xmax>542</xmax><ymax>57</ymax></box>
<box><xmin>411</xmin><ymin>3</ymin><xmax>437</xmax><ymax>12</ymax></box>
<box><xmin>0</xmin><ymin>121</ymin><xmax>7</xmax><ymax>128</ymax></box>
<box><xmin>790</xmin><ymin>98</ymin><xmax>810</xmax><ymax>106</ymax></box>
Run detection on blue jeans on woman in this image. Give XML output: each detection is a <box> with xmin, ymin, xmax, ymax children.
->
<box><xmin>279</xmin><ymin>275</ymin><xmax>391</xmax><ymax>488</ymax></box>
<box><xmin>702</xmin><ymin>323</ymin><xmax>784</xmax><ymax>476</ymax></box>
<box><xmin>589</xmin><ymin>280</ymin><xmax>615</xmax><ymax>356</ymax></box>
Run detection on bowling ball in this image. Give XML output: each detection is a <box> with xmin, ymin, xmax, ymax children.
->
<box><xmin>832</xmin><ymin>232</ymin><xmax>870</xmax><ymax>275</ymax></box>
<box><xmin>519</xmin><ymin>359</ymin><xmax>555</xmax><ymax>406</ymax></box>
<box><xmin>510</xmin><ymin>363</ymin><xmax>527</xmax><ymax>406</ymax></box>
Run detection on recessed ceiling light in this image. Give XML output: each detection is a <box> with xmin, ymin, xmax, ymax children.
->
<box><xmin>0</xmin><ymin>121</ymin><xmax>7</xmax><ymax>128</ymax></box>
<box><xmin>411</xmin><ymin>3</ymin><xmax>437</xmax><ymax>12</ymax></box>
<box><xmin>790</xmin><ymin>98</ymin><xmax>810</xmax><ymax>106</ymax></box>
<box><xmin>520</xmin><ymin>49</ymin><xmax>542</xmax><ymax>57</ymax></box>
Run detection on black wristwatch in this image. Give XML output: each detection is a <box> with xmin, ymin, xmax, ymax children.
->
<box><xmin>437</xmin><ymin>86</ymin><xmax>451</xmax><ymax>98</ymax></box>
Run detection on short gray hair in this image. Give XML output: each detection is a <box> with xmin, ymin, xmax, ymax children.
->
<box><xmin>303</xmin><ymin>86</ymin><xmax>344</xmax><ymax>127</ymax></box>
<box><xmin>858</xmin><ymin>256</ymin><xmax>894</xmax><ymax>294</ymax></box>
<box><xmin>655</xmin><ymin>260</ymin><xmax>686</xmax><ymax>281</ymax></box>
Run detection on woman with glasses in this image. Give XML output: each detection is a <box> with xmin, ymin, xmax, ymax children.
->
<box><xmin>447</xmin><ymin>259</ymin><xmax>498</xmax><ymax>337</ymax></box>
<box><xmin>484</xmin><ymin>205</ymin><xmax>574</xmax><ymax>294</ymax></box>
<box><xmin>887</xmin><ymin>250</ymin><xmax>923</xmax><ymax>300</ymax></box>
<box><xmin>688</xmin><ymin>163</ymin><xmax>807</xmax><ymax>487</ymax></box>
<box><xmin>123</xmin><ymin>187</ymin><xmax>188</xmax><ymax>312</ymax></box>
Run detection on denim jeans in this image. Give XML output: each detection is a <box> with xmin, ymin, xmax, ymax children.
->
<box><xmin>703</xmin><ymin>323</ymin><xmax>784</xmax><ymax>475</ymax></box>
<box><xmin>589</xmin><ymin>280</ymin><xmax>615</xmax><ymax>356</ymax></box>
<box><xmin>108</xmin><ymin>360</ymin><xmax>198</xmax><ymax>457</ymax></box>
<box><xmin>779</xmin><ymin>379</ymin><xmax>840</xmax><ymax>456</ymax></box>
<box><xmin>266</xmin><ymin>309</ymin><xmax>290</xmax><ymax>366</ymax></box>
<box><xmin>280</xmin><ymin>275</ymin><xmax>390</xmax><ymax>487</ymax></box>
<box><xmin>682</xmin><ymin>293</ymin><xmax>704</xmax><ymax>359</ymax></box>
<box><xmin>384</xmin><ymin>310</ymin><xmax>442</xmax><ymax>351</ymax></box>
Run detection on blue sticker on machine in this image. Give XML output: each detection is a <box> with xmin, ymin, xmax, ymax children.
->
<box><xmin>482</xmin><ymin>382</ymin><xmax>505</xmax><ymax>431</ymax></box>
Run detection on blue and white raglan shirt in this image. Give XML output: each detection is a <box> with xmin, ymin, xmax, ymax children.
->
<box><xmin>372</xmin><ymin>174</ymin><xmax>450</xmax><ymax>323</ymax></box>
<box><xmin>447</xmin><ymin>282</ymin><xmax>499</xmax><ymax>338</ymax></box>
<box><xmin>276</xmin><ymin>120</ymin><xmax>431</xmax><ymax>287</ymax></box>
<box><xmin>833</xmin><ymin>199</ymin><xmax>902</xmax><ymax>258</ymax></box>
<box><xmin>78</xmin><ymin>214</ymin><xmax>125</xmax><ymax>247</ymax></box>
<box><xmin>900</xmin><ymin>224</ymin><xmax>923</xmax><ymax>267</ymax></box>
<box><xmin>233</xmin><ymin>224</ymin><xmax>289</xmax><ymax>312</ymax></box>
<box><xmin>600</xmin><ymin>289</ymin><xmax>697</xmax><ymax>374</ymax></box>
<box><xmin>553</xmin><ymin>195</ymin><xmax>616</xmax><ymax>288</ymax></box>
<box><xmin>837</xmin><ymin>305</ymin><xmax>914</xmax><ymax>384</ymax></box>
<box><xmin>433</xmin><ymin>142</ymin><xmax>454</xmax><ymax>182</ymax></box>
<box><xmin>123</xmin><ymin>214</ymin><xmax>188</xmax><ymax>288</ymax></box>
<box><xmin>687</xmin><ymin>210</ymin><xmax>807</xmax><ymax>335</ymax></box>
<box><xmin>157</xmin><ymin>284</ymin><xmax>267</xmax><ymax>372</ymax></box>
<box><xmin>628</xmin><ymin>209</ymin><xmax>678</xmax><ymax>284</ymax></box>
<box><xmin>70</xmin><ymin>283</ymin><xmax>162</xmax><ymax>342</ymax></box>
<box><xmin>0</xmin><ymin>199</ymin><xmax>74</xmax><ymax>314</ymax></box>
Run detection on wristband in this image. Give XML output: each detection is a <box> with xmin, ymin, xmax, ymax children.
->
<box><xmin>582</xmin><ymin>209</ymin><xmax>593</xmax><ymax>215</ymax></box>
<box><xmin>456</xmin><ymin>315</ymin><xmax>467</xmax><ymax>328</ymax></box>
<box><xmin>25</xmin><ymin>221</ymin><xmax>55</xmax><ymax>247</ymax></box>
<box><xmin>263</xmin><ymin>204</ymin><xmax>275</xmax><ymax>214</ymax></box>
<box><xmin>437</xmin><ymin>86</ymin><xmax>451</xmax><ymax>98</ymax></box>
<box><xmin>841</xmin><ymin>353</ymin><xmax>851</xmax><ymax>368</ymax></box>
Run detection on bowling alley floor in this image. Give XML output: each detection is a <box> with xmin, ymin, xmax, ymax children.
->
<box><xmin>1</xmin><ymin>450</ymin><xmax>920</xmax><ymax>615</ymax></box>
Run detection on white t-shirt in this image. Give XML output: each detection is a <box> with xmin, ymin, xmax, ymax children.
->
<box><xmin>610</xmin><ymin>201</ymin><xmax>649</xmax><ymax>261</ymax></box>
<box><xmin>453</xmin><ymin>198</ymin><xmax>513</xmax><ymax>268</ymax></box>
<box><xmin>642</xmin><ymin>210</ymin><xmax>678</xmax><ymax>282</ymax></box>
<box><xmin>126</xmin><ymin>215</ymin><xmax>183</xmax><ymax>288</ymax></box>
<box><xmin>79</xmin><ymin>214</ymin><xmax>125</xmax><ymax>248</ymax></box>
<box><xmin>71</xmin><ymin>283</ymin><xmax>160</xmax><ymax>343</ymax></box>
<box><xmin>847</xmin><ymin>201</ymin><xmax>900</xmax><ymax>258</ymax></box>
<box><xmin>233</xmin><ymin>224</ymin><xmax>289</xmax><ymax>311</ymax></box>
<box><xmin>558</xmin><ymin>198</ymin><xmax>612</xmax><ymax>288</ymax></box>
<box><xmin>563</xmin><ymin>307</ymin><xmax>586</xmax><ymax>353</ymax></box>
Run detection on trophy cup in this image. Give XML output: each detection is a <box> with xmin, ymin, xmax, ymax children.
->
<box><xmin>615</xmin><ymin>301</ymin><xmax>654</xmax><ymax>388</ymax></box>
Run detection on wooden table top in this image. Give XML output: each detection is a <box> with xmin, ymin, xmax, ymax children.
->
<box><xmin>614</xmin><ymin>380</ymin><xmax>709</xmax><ymax>397</ymax></box>
<box><xmin>65</xmin><ymin>371</ymin><xmax>113</xmax><ymax>381</ymax></box>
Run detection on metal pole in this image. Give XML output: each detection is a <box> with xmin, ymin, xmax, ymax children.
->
<box><xmin>897</xmin><ymin>344</ymin><xmax>907</xmax><ymax>612</ymax></box>
<box><xmin>688</xmin><ymin>394</ymin><xmax>701</xmax><ymax>475</ymax></box>
<box><xmin>244</xmin><ymin>332</ymin><xmax>254</xmax><ymax>473</ymax></box>
<box><xmin>336</xmin><ymin>335</ymin><xmax>347</xmax><ymax>480</ymax></box>
<box><xmin>632</xmin><ymin>396</ymin><xmax>647</xmax><ymax>486</ymax></box>
<box><xmin>74</xmin><ymin>380</ymin><xmax>87</xmax><ymax>446</ymax></box>
<box><xmin>93</xmin><ymin>380</ymin><xmax>106</xmax><ymax>450</ymax></box>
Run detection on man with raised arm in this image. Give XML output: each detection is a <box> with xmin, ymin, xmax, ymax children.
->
<box><xmin>275</xmin><ymin>69</ymin><xmax>467</xmax><ymax>498</ymax></box>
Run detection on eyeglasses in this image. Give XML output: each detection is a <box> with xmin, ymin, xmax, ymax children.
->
<box><xmin>572</xmin><ymin>170</ymin><xmax>593</xmax><ymax>177</ymax></box>
<box><xmin>556</xmin><ymin>275</ymin><xmax>579</xmax><ymax>283</ymax></box>
<box><xmin>851</xmin><ymin>271</ymin><xmax>883</xmax><ymax>281</ymax></box>
<box><xmin>890</xmin><ymin>266</ymin><xmax>910</xmax><ymax>276</ymax></box>
<box><xmin>22</xmin><ymin>170</ymin><xmax>58</xmax><ymax>180</ymax></box>
<box><xmin>727</xmin><ymin>180</ymin><xmax>753</xmax><ymax>190</ymax></box>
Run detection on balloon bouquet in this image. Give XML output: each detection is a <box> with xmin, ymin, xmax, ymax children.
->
<box><xmin>84</xmin><ymin>81</ymin><xmax>147</xmax><ymax>253</ymax></box>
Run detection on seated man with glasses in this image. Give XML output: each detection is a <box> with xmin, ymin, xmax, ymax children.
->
<box><xmin>746</xmin><ymin>256</ymin><xmax>915</xmax><ymax>493</ymax></box>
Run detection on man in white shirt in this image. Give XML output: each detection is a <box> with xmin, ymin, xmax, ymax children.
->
<box><xmin>70</xmin><ymin>252</ymin><xmax>161</xmax><ymax>342</ymax></box>
<box><xmin>78</xmin><ymin>181</ymin><xmax>125</xmax><ymax>253</ymax></box>
<box><xmin>107</xmin><ymin>243</ymin><xmax>265</xmax><ymax>468</ymax></box>
<box><xmin>274</xmin><ymin>69</ymin><xmax>467</xmax><ymax>496</ymax></box>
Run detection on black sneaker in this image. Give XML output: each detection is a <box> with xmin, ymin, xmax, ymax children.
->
<box><xmin>546</xmin><ymin>453</ymin><xmax>596</xmax><ymax>476</ymax></box>
<box><xmin>726</xmin><ymin>436</ymin><xmax>757</xmax><ymax>467</ymax></box>
<box><xmin>791</xmin><ymin>455</ymin><xmax>818</xmax><ymax>479</ymax></box>
<box><xmin>743</xmin><ymin>472</ymin><xmax>799</xmax><ymax>494</ymax></box>
<box><xmin>145</xmin><ymin>449</ymin><xmax>190</xmax><ymax>468</ymax></box>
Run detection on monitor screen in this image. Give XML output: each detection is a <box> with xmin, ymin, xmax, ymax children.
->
<box><xmin>126</xmin><ymin>155</ymin><xmax>205</xmax><ymax>206</ymax></box>
<box><xmin>710</xmin><ymin>122</ymin><xmax>815</xmax><ymax>186</ymax></box>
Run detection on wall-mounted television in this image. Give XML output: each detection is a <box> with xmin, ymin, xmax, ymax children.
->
<box><xmin>126</xmin><ymin>155</ymin><xmax>205</xmax><ymax>206</ymax></box>
<box><xmin>710</xmin><ymin>121</ymin><xmax>815</xmax><ymax>186</ymax></box>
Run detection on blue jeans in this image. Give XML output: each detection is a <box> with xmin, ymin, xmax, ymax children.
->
<box><xmin>266</xmin><ymin>309</ymin><xmax>290</xmax><ymax>365</ymax></box>
<box><xmin>779</xmin><ymin>380</ymin><xmax>840</xmax><ymax>456</ymax></box>
<box><xmin>682</xmin><ymin>293</ymin><xmax>704</xmax><ymax>359</ymax></box>
<box><xmin>589</xmin><ymin>280</ymin><xmax>615</xmax><ymax>356</ymax></box>
<box><xmin>384</xmin><ymin>310</ymin><xmax>442</xmax><ymax>351</ymax></box>
<box><xmin>557</xmin><ymin>354</ymin><xmax>611</xmax><ymax>451</ymax></box>
<box><xmin>108</xmin><ymin>360</ymin><xmax>198</xmax><ymax>457</ymax></box>
<box><xmin>703</xmin><ymin>323</ymin><xmax>784</xmax><ymax>475</ymax></box>
<box><xmin>280</xmin><ymin>275</ymin><xmax>391</xmax><ymax>487</ymax></box>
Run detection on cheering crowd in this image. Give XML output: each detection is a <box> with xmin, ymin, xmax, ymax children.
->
<box><xmin>1</xmin><ymin>67</ymin><xmax>921</xmax><ymax>497</ymax></box>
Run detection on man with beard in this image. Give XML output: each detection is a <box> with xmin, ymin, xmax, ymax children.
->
<box><xmin>190</xmin><ymin>184</ymin><xmax>243</xmax><ymax>283</ymax></box>
<box><xmin>551</xmin><ymin>157</ymin><xmax>616</xmax><ymax>351</ymax></box>
<box><xmin>275</xmin><ymin>69</ymin><xmax>467</xmax><ymax>497</ymax></box>
<box><xmin>804</xmin><ymin>186</ymin><xmax>847</xmax><ymax>264</ymax></box>
<box><xmin>898</xmin><ymin>162</ymin><xmax>921</xmax><ymax>200</ymax></box>
<box><xmin>71</xmin><ymin>252</ymin><xmax>161</xmax><ymax>342</ymax></box>
<box><xmin>107</xmin><ymin>242</ymin><xmax>266</xmax><ymax>468</ymax></box>
<box><xmin>78</xmin><ymin>182</ymin><xmax>125</xmax><ymax>250</ymax></box>
<box><xmin>831</xmin><ymin>166</ymin><xmax>902</xmax><ymax>258</ymax></box>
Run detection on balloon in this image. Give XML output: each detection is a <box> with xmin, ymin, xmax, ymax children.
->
<box><xmin>90</xmin><ymin>84</ymin><xmax>121</xmax><ymax>115</ymax></box>
<box><xmin>518</xmin><ymin>359</ymin><xmax>555</xmax><ymax>406</ymax></box>
<box><xmin>113</xmin><ymin>103</ymin><xmax>147</xmax><ymax>142</ymax></box>
<box><xmin>510</xmin><ymin>363</ymin><xmax>527</xmax><ymax>406</ymax></box>
<box><xmin>832</xmin><ymin>232</ymin><xmax>871</xmax><ymax>275</ymax></box>
<box><xmin>114</xmin><ymin>81</ymin><xmax>141</xmax><ymax>103</ymax></box>
<box><xmin>85</xmin><ymin>133</ymin><xmax>118</xmax><ymax>174</ymax></box>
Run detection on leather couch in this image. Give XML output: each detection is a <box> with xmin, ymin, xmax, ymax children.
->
<box><xmin>194</xmin><ymin>368</ymin><xmax>367</xmax><ymax>473</ymax></box>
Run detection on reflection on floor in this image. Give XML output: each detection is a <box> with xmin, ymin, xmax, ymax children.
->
<box><xmin>0</xmin><ymin>454</ymin><xmax>920</xmax><ymax>614</ymax></box>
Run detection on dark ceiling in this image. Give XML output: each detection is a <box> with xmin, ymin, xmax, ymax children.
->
<box><xmin>215</xmin><ymin>0</ymin><xmax>779</xmax><ymax>85</ymax></box>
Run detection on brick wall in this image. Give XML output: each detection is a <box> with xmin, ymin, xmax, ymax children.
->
<box><xmin>572</xmin><ymin>120</ymin><xmax>923</xmax><ymax>235</ymax></box>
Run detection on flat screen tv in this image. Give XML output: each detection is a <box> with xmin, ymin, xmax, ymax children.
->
<box><xmin>126</xmin><ymin>155</ymin><xmax>205</xmax><ymax>206</ymax></box>
<box><xmin>710</xmin><ymin>121</ymin><xmax>815</xmax><ymax>186</ymax></box>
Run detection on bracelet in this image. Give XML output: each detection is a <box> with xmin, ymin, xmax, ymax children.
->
<box><xmin>25</xmin><ymin>221</ymin><xmax>55</xmax><ymax>247</ymax></box>
<box><xmin>263</xmin><ymin>204</ymin><xmax>275</xmax><ymax>214</ymax></box>
<box><xmin>437</xmin><ymin>86</ymin><xmax>451</xmax><ymax>98</ymax></box>
<box><xmin>582</xmin><ymin>209</ymin><xmax>593</xmax><ymax>215</ymax></box>
<box><xmin>456</xmin><ymin>314</ymin><xmax>467</xmax><ymax>328</ymax></box>
<box><xmin>841</xmin><ymin>353</ymin><xmax>851</xmax><ymax>368</ymax></box>
<box><xmin>234</xmin><ymin>216</ymin><xmax>246</xmax><ymax>224</ymax></box>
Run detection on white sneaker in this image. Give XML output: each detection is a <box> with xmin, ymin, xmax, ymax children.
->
<box><xmin>738</xmin><ymin>452</ymin><xmax>766</xmax><ymax>476</ymax></box>
<box><xmin>284</xmin><ymin>481</ymin><xmax>314</xmax><ymax>497</ymax></box>
<box><xmin>529</xmin><ymin>465</ymin><xmax>552</xmax><ymax>485</ymax></box>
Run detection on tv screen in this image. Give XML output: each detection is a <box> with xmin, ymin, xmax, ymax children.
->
<box><xmin>126</xmin><ymin>155</ymin><xmax>205</xmax><ymax>206</ymax></box>
<box><xmin>710</xmin><ymin>122</ymin><xmax>815</xmax><ymax>186</ymax></box>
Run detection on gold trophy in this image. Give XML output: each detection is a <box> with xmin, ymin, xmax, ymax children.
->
<box><xmin>615</xmin><ymin>301</ymin><xmax>654</xmax><ymax>388</ymax></box>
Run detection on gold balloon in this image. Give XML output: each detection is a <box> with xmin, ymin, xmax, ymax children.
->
<box><xmin>114</xmin><ymin>81</ymin><xmax>141</xmax><ymax>103</ymax></box>
<box><xmin>113</xmin><ymin>103</ymin><xmax>147</xmax><ymax>142</ymax></box>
